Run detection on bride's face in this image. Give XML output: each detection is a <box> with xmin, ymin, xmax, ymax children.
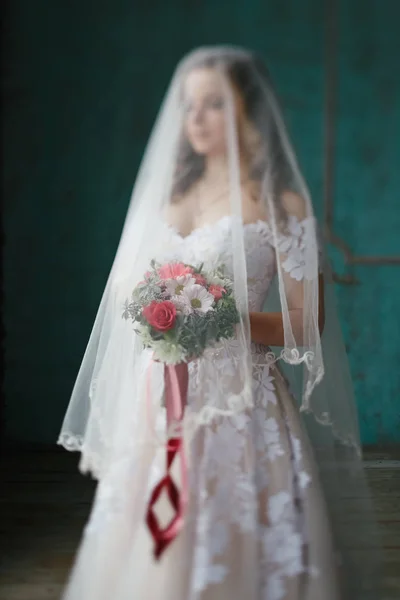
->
<box><xmin>183</xmin><ymin>67</ymin><xmax>231</xmax><ymax>157</ymax></box>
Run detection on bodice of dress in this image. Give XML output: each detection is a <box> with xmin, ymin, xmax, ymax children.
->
<box><xmin>159</xmin><ymin>214</ymin><xmax>315</xmax><ymax>311</ymax></box>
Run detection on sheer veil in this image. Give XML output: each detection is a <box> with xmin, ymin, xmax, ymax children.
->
<box><xmin>58</xmin><ymin>46</ymin><xmax>381</xmax><ymax>596</ymax></box>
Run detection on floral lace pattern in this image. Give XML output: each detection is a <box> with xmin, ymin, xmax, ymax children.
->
<box><xmin>161</xmin><ymin>215</ymin><xmax>319</xmax><ymax>311</ymax></box>
<box><xmin>183</xmin><ymin>352</ymin><xmax>318</xmax><ymax>599</ymax></box>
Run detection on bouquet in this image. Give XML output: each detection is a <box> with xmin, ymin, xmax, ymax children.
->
<box><xmin>122</xmin><ymin>260</ymin><xmax>240</xmax><ymax>559</ymax></box>
<box><xmin>122</xmin><ymin>260</ymin><xmax>240</xmax><ymax>364</ymax></box>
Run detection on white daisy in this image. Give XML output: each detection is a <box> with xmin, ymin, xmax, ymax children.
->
<box><xmin>173</xmin><ymin>284</ymin><xmax>215</xmax><ymax>315</ymax></box>
<box><xmin>164</xmin><ymin>274</ymin><xmax>195</xmax><ymax>296</ymax></box>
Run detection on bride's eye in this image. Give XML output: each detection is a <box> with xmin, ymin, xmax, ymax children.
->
<box><xmin>207</xmin><ymin>97</ymin><xmax>224</xmax><ymax>110</ymax></box>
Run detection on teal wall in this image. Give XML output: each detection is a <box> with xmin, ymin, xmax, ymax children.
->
<box><xmin>3</xmin><ymin>1</ymin><xmax>399</xmax><ymax>445</ymax></box>
<box><xmin>334</xmin><ymin>2</ymin><xmax>400</xmax><ymax>442</ymax></box>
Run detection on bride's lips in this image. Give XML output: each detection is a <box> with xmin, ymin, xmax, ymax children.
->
<box><xmin>191</xmin><ymin>129</ymin><xmax>209</xmax><ymax>139</ymax></box>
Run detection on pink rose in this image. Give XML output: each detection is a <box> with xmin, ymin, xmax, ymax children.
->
<box><xmin>194</xmin><ymin>274</ymin><xmax>207</xmax><ymax>286</ymax></box>
<box><xmin>209</xmin><ymin>285</ymin><xmax>226</xmax><ymax>301</ymax></box>
<box><xmin>158</xmin><ymin>263</ymin><xmax>194</xmax><ymax>280</ymax></box>
<box><xmin>142</xmin><ymin>300</ymin><xmax>177</xmax><ymax>331</ymax></box>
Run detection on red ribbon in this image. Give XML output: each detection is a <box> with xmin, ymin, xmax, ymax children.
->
<box><xmin>146</xmin><ymin>362</ymin><xmax>189</xmax><ymax>560</ymax></box>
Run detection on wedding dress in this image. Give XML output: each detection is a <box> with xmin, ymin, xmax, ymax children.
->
<box><xmin>61</xmin><ymin>216</ymin><xmax>343</xmax><ymax>600</ymax></box>
<box><xmin>59</xmin><ymin>47</ymin><xmax>381</xmax><ymax>599</ymax></box>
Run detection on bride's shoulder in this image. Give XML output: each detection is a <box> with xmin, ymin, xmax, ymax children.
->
<box><xmin>281</xmin><ymin>190</ymin><xmax>307</xmax><ymax>220</ymax></box>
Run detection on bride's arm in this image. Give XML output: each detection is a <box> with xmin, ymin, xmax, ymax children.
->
<box><xmin>249</xmin><ymin>190</ymin><xmax>325</xmax><ymax>347</ymax></box>
<box><xmin>249</xmin><ymin>273</ymin><xmax>325</xmax><ymax>346</ymax></box>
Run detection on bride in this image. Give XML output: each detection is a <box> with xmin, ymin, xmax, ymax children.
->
<box><xmin>58</xmin><ymin>47</ymin><xmax>381</xmax><ymax>599</ymax></box>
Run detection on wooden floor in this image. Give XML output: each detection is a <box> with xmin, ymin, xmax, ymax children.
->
<box><xmin>0</xmin><ymin>445</ymin><xmax>399</xmax><ymax>600</ymax></box>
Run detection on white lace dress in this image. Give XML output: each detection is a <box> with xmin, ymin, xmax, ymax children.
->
<box><xmin>63</xmin><ymin>216</ymin><xmax>341</xmax><ymax>600</ymax></box>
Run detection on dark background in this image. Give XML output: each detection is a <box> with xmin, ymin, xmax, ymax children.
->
<box><xmin>2</xmin><ymin>0</ymin><xmax>400</xmax><ymax>446</ymax></box>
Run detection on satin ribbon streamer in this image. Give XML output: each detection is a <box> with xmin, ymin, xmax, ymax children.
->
<box><xmin>146</xmin><ymin>362</ymin><xmax>189</xmax><ymax>560</ymax></box>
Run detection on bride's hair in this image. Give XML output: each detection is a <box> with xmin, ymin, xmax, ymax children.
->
<box><xmin>171</xmin><ymin>50</ymin><xmax>292</xmax><ymax>211</ymax></box>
